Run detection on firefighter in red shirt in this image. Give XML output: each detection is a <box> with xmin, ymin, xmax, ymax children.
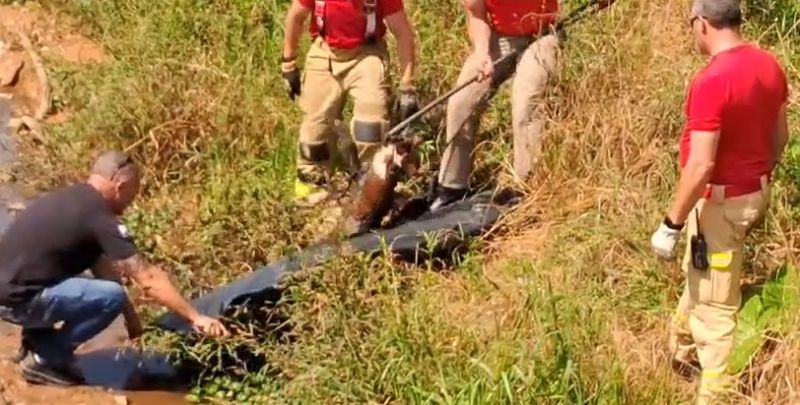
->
<box><xmin>430</xmin><ymin>0</ymin><xmax>613</xmax><ymax>209</ymax></box>
<box><xmin>282</xmin><ymin>0</ymin><xmax>418</xmax><ymax>200</ymax></box>
<box><xmin>650</xmin><ymin>1</ymin><xmax>789</xmax><ymax>403</ymax></box>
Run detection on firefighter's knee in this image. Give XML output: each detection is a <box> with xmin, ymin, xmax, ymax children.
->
<box><xmin>350</xmin><ymin>119</ymin><xmax>388</xmax><ymax>145</ymax></box>
<box><xmin>298</xmin><ymin>141</ymin><xmax>330</xmax><ymax>164</ymax></box>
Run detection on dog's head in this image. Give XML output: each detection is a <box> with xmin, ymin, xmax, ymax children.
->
<box><xmin>389</xmin><ymin>134</ymin><xmax>423</xmax><ymax>178</ymax></box>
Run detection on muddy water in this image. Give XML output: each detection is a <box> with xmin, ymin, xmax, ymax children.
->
<box><xmin>75</xmin><ymin>346</ymin><xmax>189</xmax><ymax>405</ymax></box>
<box><xmin>1</xmin><ymin>95</ymin><xmax>188</xmax><ymax>405</ymax></box>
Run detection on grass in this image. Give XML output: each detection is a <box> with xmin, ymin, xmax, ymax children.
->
<box><xmin>7</xmin><ymin>0</ymin><xmax>800</xmax><ymax>403</ymax></box>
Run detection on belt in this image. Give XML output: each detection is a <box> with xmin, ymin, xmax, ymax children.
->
<box><xmin>703</xmin><ymin>174</ymin><xmax>770</xmax><ymax>201</ymax></box>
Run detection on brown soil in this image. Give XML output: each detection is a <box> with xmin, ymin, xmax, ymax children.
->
<box><xmin>0</xmin><ymin>2</ymin><xmax>107</xmax><ymax>120</ymax></box>
<box><xmin>0</xmin><ymin>3</ymin><xmax>107</xmax><ymax>65</ymax></box>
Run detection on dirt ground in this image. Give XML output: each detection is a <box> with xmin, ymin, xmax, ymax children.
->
<box><xmin>0</xmin><ymin>2</ymin><xmax>106</xmax><ymax>120</ymax></box>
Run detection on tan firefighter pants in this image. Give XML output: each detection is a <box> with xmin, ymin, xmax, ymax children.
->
<box><xmin>297</xmin><ymin>37</ymin><xmax>391</xmax><ymax>177</ymax></box>
<box><xmin>670</xmin><ymin>176</ymin><xmax>770</xmax><ymax>404</ymax></box>
<box><xmin>437</xmin><ymin>31</ymin><xmax>560</xmax><ymax>189</ymax></box>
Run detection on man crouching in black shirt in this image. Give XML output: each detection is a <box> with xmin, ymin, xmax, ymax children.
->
<box><xmin>0</xmin><ymin>150</ymin><xmax>229</xmax><ymax>386</ymax></box>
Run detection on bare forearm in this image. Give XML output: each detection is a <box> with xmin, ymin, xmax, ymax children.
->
<box><xmin>464</xmin><ymin>0</ymin><xmax>490</xmax><ymax>55</ymax></box>
<box><xmin>283</xmin><ymin>2</ymin><xmax>310</xmax><ymax>59</ymax></box>
<box><xmin>396</xmin><ymin>27</ymin><xmax>416</xmax><ymax>87</ymax></box>
<box><xmin>387</xmin><ymin>13</ymin><xmax>417</xmax><ymax>88</ymax></box>
<box><xmin>668</xmin><ymin>162</ymin><xmax>714</xmax><ymax>224</ymax></box>
<box><xmin>136</xmin><ymin>267</ymin><xmax>200</xmax><ymax>323</ymax></box>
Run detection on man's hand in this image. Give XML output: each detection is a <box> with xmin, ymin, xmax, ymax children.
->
<box><xmin>475</xmin><ymin>53</ymin><xmax>494</xmax><ymax>82</ymax></box>
<box><xmin>191</xmin><ymin>315</ymin><xmax>229</xmax><ymax>337</ymax></box>
<box><xmin>282</xmin><ymin>58</ymin><xmax>302</xmax><ymax>100</ymax></box>
<box><xmin>651</xmin><ymin>220</ymin><xmax>683</xmax><ymax>260</ymax></box>
<box><xmin>398</xmin><ymin>87</ymin><xmax>419</xmax><ymax>121</ymax></box>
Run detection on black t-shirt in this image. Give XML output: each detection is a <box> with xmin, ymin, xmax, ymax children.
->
<box><xmin>0</xmin><ymin>183</ymin><xmax>138</xmax><ymax>305</ymax></box>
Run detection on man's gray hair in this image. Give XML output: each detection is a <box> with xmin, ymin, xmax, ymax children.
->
<box><xmin>91</xmin><ymin>150</ymin><xmax>137</xmax><ymax>180</ymax></box>
<box><xmin>693</xmin><ymin>0</ymin><xmax>742</xmax><ymax>28</ymax></box>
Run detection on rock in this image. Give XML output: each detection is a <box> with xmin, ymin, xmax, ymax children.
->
<box><xmin>0</xmin><ymin>54</ymin><xmax>24</xmax><ymax>87</ymax></box>
<box><xmin>113</xmin><ymin>395</ymin><xmax>128</xmax><ymax>405</ymax></box>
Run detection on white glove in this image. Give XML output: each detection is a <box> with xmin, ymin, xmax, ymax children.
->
<box><xmin>651</xmin><ymin>222</ymin><xmax>682</xmax><ymax>260</ymax></box>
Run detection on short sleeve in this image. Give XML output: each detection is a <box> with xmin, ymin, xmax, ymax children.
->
<box><xmin>381</xmin><ymin>0</ymin><xmax>404</xmax><ymax>17</ymax></box>
<box><xmin>686</xmin><ymin>75</ymin><xmax>726</xmax><ymax>132</ymax></box>
<box><xmin>298</xmin><ymin>0</ymin><xmax>313</xmax><ymax>9</ymax></box>
<box><xmin>92</xmin><ymin>213</ymin><xmax>138</xmax><ymax>260</ymax></box>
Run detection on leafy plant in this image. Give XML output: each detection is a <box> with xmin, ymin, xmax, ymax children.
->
<box><xmin>729</xmin><ymin>263</ymin><xmax>799</xmax><ymax>374</ymax></box>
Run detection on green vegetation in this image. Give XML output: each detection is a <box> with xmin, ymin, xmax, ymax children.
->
<box><xmin>9</xmin><ymin>0</ymin><xmax>800</xmax><ymax>403</ymax></box>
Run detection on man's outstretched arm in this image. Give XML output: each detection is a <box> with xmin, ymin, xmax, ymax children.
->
<box><xmin>115</xmin><ymin>254</ymin><xmax>229</xmax><ymax>337</ymax></box>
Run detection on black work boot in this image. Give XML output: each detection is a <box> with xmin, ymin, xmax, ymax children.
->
<box><xmin>429</xmin><ymin>185</ymin><xmax>468</xmax><ymax>212</ymax></box>
<box><xmin>18</xmin><ymin>352</ymin><xmax>86</xmax><ymax>386</ymax></box>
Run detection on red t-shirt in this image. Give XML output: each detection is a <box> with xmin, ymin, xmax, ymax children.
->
<box><xmin>485</xmin><ymin>0</ymin><xmax>560</xmax><ymax>37</ymax></box>
<box><xmin>299</xmin><ymin>0</ymin><xmax>404</xmax><ymax>49</ymax></box>
<box><xmin>679</xmin><ymin>44</ymin><xmax>789</xmax><ymax>185</ymax></box>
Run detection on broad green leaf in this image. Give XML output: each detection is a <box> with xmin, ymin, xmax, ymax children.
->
<box><xmin>730</xmin><ymin>294</ymin><xmax>764</xmax><ymax>374</ymax></box>
<box><xmin>738</xmin><ymin>295</ymin><xmax>764</xmax><ymax>325</ymax></box>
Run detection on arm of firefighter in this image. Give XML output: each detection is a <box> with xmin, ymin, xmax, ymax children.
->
<box><xmin>283</xmin><ymin>0</ymin><xmax>312</xmax><ymax>60</ymax></box>
<box><xmin>115</xmin><ymin>254</ymin><xmax>203</xmax><ymax>326</ymax></box>
<box><xmin>463</xmin><ymin>0</ymin><xmax>491</xmax><ymax>56</ymax></box>
<box><xmin>666</xmin><ymin>76</ymin><xmax>724</xmax><ymax>225</ymax></box>
<box><xmin>91</xmin><ymin>258</ymin><xmax>143</xmax><ymax>339</ymax></box>
<box><xmin>385</xmin><ymin>9</ymin><xmax>417</xmax><ymax>89</ymax></box>
<box><xmin>772</xmin><ymin>103</ymin><xmax>789</xmax><ymax>168</ymax></box>
<box><xmin>667</xmin><ymin>130</ymin><xmax>719</xmax><ymax>225</ymax></box>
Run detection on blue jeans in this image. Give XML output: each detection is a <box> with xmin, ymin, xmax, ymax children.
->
<box><xmin>0</xmin><ymin>278</ymin><xmax>125</xmax><ymax>367</ymax></box>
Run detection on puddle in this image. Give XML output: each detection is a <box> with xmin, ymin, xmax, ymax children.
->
<box><xmin>74</xmin><ymin>347</ymin><xmax>189</xmax><ymax>404</ymax></box>
<box><xmin>72</xmin><ymin>317</ymin><xmax>189</xmax><ymax>404</ymax></box>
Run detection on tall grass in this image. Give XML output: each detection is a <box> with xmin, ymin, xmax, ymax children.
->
<box><xmin>12</xmin><ymin>0</ymin><xmax>800</xmax><ymax>403</ymax></box>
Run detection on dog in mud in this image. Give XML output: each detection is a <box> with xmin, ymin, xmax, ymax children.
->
<box><xmin>342</xmin><ymin>135</ymin><xmax>423</xmax><ymax>236</ymax></box>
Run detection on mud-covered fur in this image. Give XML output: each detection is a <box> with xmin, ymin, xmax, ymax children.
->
<box><xmin>343</xmin><ymin>136</ymin><xmax>422</xmax><ymax>236</ymax></box>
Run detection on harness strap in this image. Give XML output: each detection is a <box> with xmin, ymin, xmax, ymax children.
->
<box><xmin>314</xmin><ymin>0</ymin><xmax>326</xmax><ymax>36</ymax></box>
<box><xmin>315</xmin><ymin>0</ymin><xmax>378</xmax><ymax>42</ymax></box>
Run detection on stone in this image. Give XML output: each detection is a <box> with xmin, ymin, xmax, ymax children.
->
<box><xmin>113</xmin><ymin>395</ymin><xmax>128</xmax><ymax>405</ymax></box>
<box><xmin>0</xmin><ymin>54</ymin><xmax>24</xmax><ymax>87</ymax></box>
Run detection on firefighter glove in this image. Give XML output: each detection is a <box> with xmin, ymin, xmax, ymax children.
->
<box><xmin>281</xmin><ymin>58</ymin><xmax>301</xmax><ymax>100</ymax></box>
<box><xmin>651</xmin><ymin>220</ymin><xmax>683</xmax><ymax>260</ymax></box>
<box><xmin>398</xmin><ymin>87</ymin><xmax>420</xmax><ymax>121</ymax></box>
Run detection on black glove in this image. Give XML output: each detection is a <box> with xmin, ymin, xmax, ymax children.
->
<box><xmin>281</xmin><ymin>57</ymin><xmax>301</xmax><ymax>100</ymax></box>
<box><xmin>398</xmin><ymin>87</ymin><xmax>419</xmax><ymax>121</ymax></box>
